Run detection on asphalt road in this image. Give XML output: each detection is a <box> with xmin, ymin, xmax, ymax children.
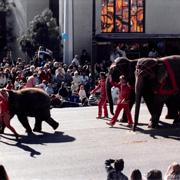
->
<box><xmin>1</xmin><ymin>104</ymin><xmax>180</xmax><ymax>180</ymax></box>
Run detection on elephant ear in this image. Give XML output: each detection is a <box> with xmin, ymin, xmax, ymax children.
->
<box><xmin>136</xmin><ymin>58</ymin><xmax>158</xmax><ymax>79</ymax></box>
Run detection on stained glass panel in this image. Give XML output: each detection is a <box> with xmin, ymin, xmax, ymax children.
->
<box><xmin>101</xmin><ymin>0</ymin><xmax>114</xmax><ymax>32</ymax></box>
<box><xmin>130</xmin><ymin>0</ymin><xmax>144</xmax><ymax>32</ymax></box>
<box><xmin>101</xmin><ymin>0</ymin><xmax>144</xmax><ymax>33</ymax></box>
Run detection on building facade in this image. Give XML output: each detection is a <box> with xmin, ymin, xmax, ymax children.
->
<box><xmin>2</xmin><ymin>0</ymin><xmax>180</xmax><ymax>63</ymax></box>
<box><xmin>60</xmin><ymin>0</ymin><xmax>180</xmax><ymax>63</ymax></box>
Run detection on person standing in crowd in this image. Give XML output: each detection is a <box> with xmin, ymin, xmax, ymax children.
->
<box><xmin>105</xmin><ymin>158</ymin><xmax>128</xmax><ymax>180</ymax></box>
<box><xmin>71</xmin><ymin>55</ymin><xmax>80</xmax><ymax>67</ymax></box>
<box><xmin>80</xmin><ymin>49</ymin><xmax>90</xmax><ymax>66</ymax></box>
<box><xmin>0</xmin><ymin>89</ymin><xmax>19</xmax><ymax>139</ymax></box>
<box><xmin>25</xmin><ymin>73</ymin><xmax>38</xmax><ymax>88</ymax></box>
<box><xmin>106</xmin><ymin>75</ymin><xmax>133</xmax><ymax>127</ymax></box>
<box><xmin>130</xmin><ymin>169</ymin><xmax>143</xmax><ymax>180</ymax></box>
<box><xmin>148</xmin><ymin>48</ymin><xmax>158</xmax><ymax>58</ymax></box>
<box><xmin>38</xmin><ymin>46</ymin><xmax>52</xmax><ymax>66</ymax></box>
<box><xmin>147</xmin><ymin>169</ymin><xmax>162</xmax><ymax>180</ymax></box>
<box><xmin>0</xmin><ymin>164</ymin><xmax>9</xmax><ymax>180</ymax></box>
<box><xmin>164</xmin><ymin>162</ymin><xmax>180</xmax><ymax>180</ymax></box>
<box><xmin>91</xmin><ymin>72</ymin><xmax>108</xmax><ymax>119</ymax></box>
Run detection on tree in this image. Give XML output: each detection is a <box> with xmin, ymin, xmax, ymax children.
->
<box><xmin>18</xmin><ymin>8</ymin><xmax>61</xmax><ymax>60</ymax></box>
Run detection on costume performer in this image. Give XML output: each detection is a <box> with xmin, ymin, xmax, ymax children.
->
<box><xmin>107</xmin><ymin>75</ymin><xmax>133</xmax><ymax>127</ymax></box>
<box><xmin>91</xmin><ymin>72</ymin><xmax>108</xmax><ymax>119</ymax></box>
<box><xmin>0</xmin><ymin>89</ymin><xmax>19</xmax><ymax>139</ymax></box>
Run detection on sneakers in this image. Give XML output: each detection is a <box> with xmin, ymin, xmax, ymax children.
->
<box><xmin>103</xmin><ymin>116</ymin><xmax>109</xmax><ymax>119</ymax></box>
<box><xmin>127</xmin><ymin>124</ymin><xmax>133</xmax><ymax>128</ymax></box>
<box><xmin>96</xmin><ymin>116</ymin><xmax>102</xmax><ymax>119</ymax></box>
<box><xmin>106</xmin><ymin>122</ymin><xmax>114</xmax><ymax>127</ymax></box>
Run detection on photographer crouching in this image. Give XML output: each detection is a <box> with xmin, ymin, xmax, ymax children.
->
<box><xmin>105</xmin><ymin>158</ymin><xmax>128</xmax><ymax>180</ymax></box>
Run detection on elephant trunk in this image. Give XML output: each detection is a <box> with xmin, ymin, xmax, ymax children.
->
<box><xmin>133</xmin><ymin>75</ymin><xmax>144</xmax><ymax>131</ymax></box>
<box><xmin>106</xmin><ymin>76</ymin><xmax>114</xmax><ymax>115</ymax></box>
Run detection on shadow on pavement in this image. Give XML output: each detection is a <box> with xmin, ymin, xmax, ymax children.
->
<box><xmin>135</xmin><ymin>121</ymin><xmax>180</xmax><ymax>140</ymax></box>
<box><xmin>18</xmin><ymin>131</ymin><xmax>76</xmax><ymax>145</ymax></box>
<box><xmin>0</xmin><ymin>131</ymin><xmax>76</xmax><ymax>157</ymax></box>
<box><xmin>107</xmin><ymin>120</ymin><xmax>180</xmax><ymax>141</ymax></box>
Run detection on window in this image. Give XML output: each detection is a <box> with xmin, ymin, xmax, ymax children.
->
<box><xmin>101</xmin><ymin>0</ymin><xmax>144</xmax><ymax>33</ymax></box>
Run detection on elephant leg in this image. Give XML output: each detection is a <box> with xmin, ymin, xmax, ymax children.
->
<box><xmin>0</xmin><ymin>121</ymin><xmax>5</xmax><ymax>134</ymax></box>
<box><xmin>34</xmin><ymin>110</ymin><xmax>59</xmax><ymax>131</ymax></box>
<box><xmin>33</xmin><ymin>117</ymin><xmax>43</xmax><ymax>132</ymax></box>
<box><xmin>148</xmin><ymin>97</ymin><xmax>164</xmax><ymax>128</ymax></box>
<box><xmin>143</xmin><ymin>95</ymin><xmax>154</xmax><ymax>117</ymax></box>
<box><xmin>165</xmin><ymin>98</ymin><xmax>177</xmax><ymax>119</ymax></box>
<box><xmin>17</xmin><ymin>114</ymin><xmax>32</xmax><ymax>133</ymax></box>
<box><xmin>44</xmin><ymin>117</ymin><xmax>59</xmax><ymax>130</ymax></box>
<box><xmin>172</xmin><ymin>107</ymin><xmax>180</xmax><ymax>125</ymax></box>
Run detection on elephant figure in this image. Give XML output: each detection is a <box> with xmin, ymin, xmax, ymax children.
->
<box><xmin>133</xmin><ymin>55</ymin><xmax>180</xmax><ymax>131</ymax></box>
<box><xmin>106</xmin><ymin>57</ymin><xmax>177</xmax><ymax>125</ymax></box>
<box><xmin>106</xmin><ymin>57</ymin><xmax>137</xmax><ymax>118</ymax></box>
<box><xmin>0</xmin><ymin>88</ymin><xmax>59</xmax><ymax>134</ymax></box>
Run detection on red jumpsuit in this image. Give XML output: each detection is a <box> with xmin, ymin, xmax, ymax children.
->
<box><xmin>91</xmin><ymin>79</ymin><xmax>108</xmax><ymax>118</ymax></box>
<box><xmin>107</xmin><ymin>81</ymin><xmax>133</xmax><ymax>126</ymax></box>
<box><xmin>0</xmin><ymin>92</ymin><xmax>19</xmax><ymax>138</ymax></box>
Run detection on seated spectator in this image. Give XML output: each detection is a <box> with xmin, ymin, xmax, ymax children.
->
<box><xmin>58</xmin><ymin>82</ymin><xmax>69</xmax><ymax>100</ymax></box>
<box><xmin>36</xmin><ymin>80</ymin><xmax>47</xmax><ymax>91</ymax></box>
<box><xmin>25</xmin><ymin>73</ymin><xmax>38</xmax><ymax>88</ymax></box>
<box><xmin>78</xmin><ymin>84</ymin><xmax>88</xmax><ymax>106</ymax></box>
<box><xmin>5</xmin><ymin>81</ymin><xmax>14</xmax><ymax>90</ymax></box>
<box><xmin>0</xmin><ymin>164</ymin><xmax>9</xmax><ymax>180</ymax></box>
<box><xmin>71</xmin><ymin>82</ymin><xmax>79</xmax><ymax>95</ymax></box>
<box><xmin>148</xmin><ymin>48</ymin><xmax>158</xmax><ymax>58</ymax></box>
<box><xmin>164</xmin><ymin>162</ymin><xmax>180</xmax><ymax>180</ymax></box>
<box><xmin>147</xmin><ymin>169</ymin><xmax>162</xmax><ymax>180</ymax></box>
<box><xmin>105</xmin><ymin>158</ymin><xmax>128</xmax><ymax>180</ymax></box>
<box><xmin>45</xmin><ymin>82</ymin><xmax>54</xmax><ymax>96</ymax></box>
<box><xmin>64</xmin><ymin>69</ymin><xmax>73</xmax><ymax>87</ymax></box>
<box><xmin>130</xmin><ymin>169</ymin><xmax>142</xmax><ymax>180</ymax></box>
<box><xmin>111</xmin><ymin>86</ymin><xmax>119</xmax><ymax>105</ymax></box>
<box><xmin>0</xmin><ymin>72</ymin><xmax>7</xmax><ymax>88</ymax></box>
<box><xmin>70</xmin><ymin>90</ymin><xmax>80</xmax><ymax>103</ymax></box>
<box><xmin>72</xmin><ymin>71</ymin><xmax>81</xmax><ymax>90</ymax></box>
<box><xmin>88</xmin><ymin>94</ymin><xmax>99</xmax><ymax>106</ymax></box>
<box><xmin>50</xmin><ymin>94</ymin><xmax>80</xmax><ymax>108</ymax></box>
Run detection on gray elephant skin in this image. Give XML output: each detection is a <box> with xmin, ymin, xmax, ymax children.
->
<box><xmin>134</xmin><ymin>55</ymin><xmax>180</xmax><ymax>130</ymax></box>
<box><xmin>106</xmin><ymin>57</ymin><xmax>178</xmax><ymax>129</ymax></box>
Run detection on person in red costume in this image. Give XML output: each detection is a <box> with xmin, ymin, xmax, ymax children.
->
<box><xmin>0</xmin><ymin>89</ymin><xmax>19</xmax><ymax>139</ymax></box>
<box><xmin>106</xmin><ymin>75</ymin><xmax>133</xmax><ymax>127</ymax></box>
<box><xmin>91</xmin><ymin>72</ymin><xmax>108</xmax><ymax>119</ymax></box>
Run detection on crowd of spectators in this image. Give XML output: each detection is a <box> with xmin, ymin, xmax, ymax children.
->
<box><xmin>0</xmin><ymin>47</ymin><xmax>111</xmax><ymax>107</ymax></box>
<box><xmin>105</xmin><ymin>159</ymin><xmax>180</xmax><ymax>180</ymax></box>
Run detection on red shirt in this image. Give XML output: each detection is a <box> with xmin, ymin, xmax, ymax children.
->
<box><xmin>118</xmin><ymin>83</ymin><xmax>132</xmax><ymax>102</ymax></box>
<box><xmin>0</xmin><ymin>94</ymin><xmax>8</xmax><ymax>113</ymax></box>
<box><xmin>91</xmin><ymin>79</ymin><xmax>106</xmax><ymax>97</ymax></box>
<box><xmin>111</xmin><ymin>80</ymin><xmax>132</xmax><ymax>103</ymax></box>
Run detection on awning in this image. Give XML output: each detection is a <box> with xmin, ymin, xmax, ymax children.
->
<box><xmin>95</xmin><ymin>33</ymin><xmax>180</xmax><ymax>42</ymax></box>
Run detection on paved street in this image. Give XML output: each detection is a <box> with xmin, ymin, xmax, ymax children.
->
<box><xmin>1</xmin><ymin>104</ymin><xmax>180</xmax><ymax>180</ymax></box>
